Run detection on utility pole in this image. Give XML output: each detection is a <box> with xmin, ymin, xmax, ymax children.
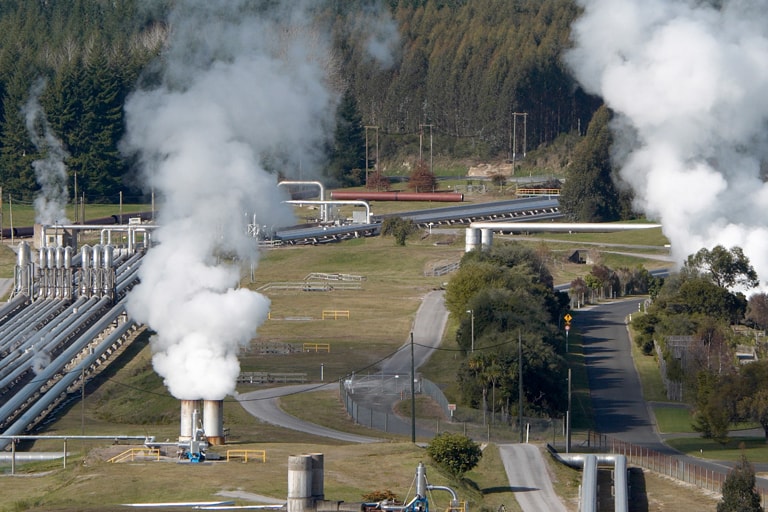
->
<box><xmin>73</xmin><ymin>172</ymin><xmax>78</xmax><ymax>223</ymax></box>
<box><xmin>510</xmin><ymin>112</ymin><xmax>528</xmax><ymax>175</ymax></box>
<box><xmin>365</xmin><ymin>126</ymin><xmax>379</xmax><ymax>186</ymax></box>
<box><xmin>466</xmin><ymin>309</ymin><xmax>475</xmax><ymax>353</ymax></box>
<box><xmin>410</xmin><ymin>331</ymin><xmax>416</xmax><ymax>443</ymax></box>
<box><xmin>419</xmin><ymin>124</ymin><xmax>433</xmax><ymax>174</ymax></box>
<box><xmin>518</xmin><ymin>329</ymin><xmax>523</xmax><ymax>443</ymax></box>
<box><xmin>566</xmin><ymin>368</ymin><xmax>572</xmax><ymax>453</ymax></box>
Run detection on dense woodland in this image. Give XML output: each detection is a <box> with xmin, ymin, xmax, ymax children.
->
<box><xmin>0</xmin><ymin>0</ymin><xmax>599</xmax><ymax>203</ymax></box>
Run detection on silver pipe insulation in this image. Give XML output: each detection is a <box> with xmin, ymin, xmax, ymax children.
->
<box><xmin>0</xmin><ymin>451</ymin><xmax>68</xmax><ymax>462</ymax></box>
<box><xmin>277</xmin><ymin>180</ymin><xmax>326</xmax><ymax>221</ymax></box>
<box><xmin>0</xmin><ymin>297</ymin><xmax>92</xmax><ymax>385</ymax></box>
<box><xmin>284</xmin><ymin>199</ymin><xmax>372</xmax><ymax>224</ymax></box>
<box><xmin>0</xmin><ymin>294</ymin><xmax>29</xmax><ymax>326</ymax></box>
<box><xmin>465</xmin><ymin>222</ymin><xmax>663</xmax><ymax>252</ymax></box>
<box><xmin>0</xmin><ymin>300</ymin><xmax>70</xmax><ymax>355</ymax></box>
<box><xmin>0</xmin><ymin>303</ymin><xmax>135</xmax><ymax>451</ymax></box>
<box><xmin>0</xmin><ymin>297</ymin><xmax>115</xmax><ymax>434</ymax></box>
<box><xmin>581</xmin><ymin>454</ymin><xmax>598</xmax><ymax>512</ymax></box>
<box><xmin>426</xmin><ymin>486</ymin><xmax>458</xmax><ymax>503</ymax></box>
<box><xmin>553</xmin><ymin>452</ymin><xmax>628</xmax><ymax>512</ymax></box>
<box><xmin>0</xmin><ymin>298</ymin><xmax>107</xmax><ymax>404</ymax></box>
<box><xmin>0</xmin><ymin>299</ymin><xmax>51</xmax><ymax>353</ymax></box>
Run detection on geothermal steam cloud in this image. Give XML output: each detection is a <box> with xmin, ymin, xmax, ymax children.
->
<box><xmin>123</xmin><ymin>0</ymin><xmax>341</xmax><ymax>400</ymax></box>
<box><xmin>565</xmin><ymin>0</ymin><xmax>768</xmax><ymax>286</ymax></box>
<box><xmin>123</xmin><ymin>1</ymin><xmax>398</xmax><ymax>401</ymax></box>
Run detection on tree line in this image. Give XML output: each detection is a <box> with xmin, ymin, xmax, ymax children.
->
<box><xmin>630</xmin><ymin>245</ymin><xmax>768</xmax><ymax>443</ymax></box>
<box><xmin>445</xmin><ymin>241</ymin><xmax>570</xmax><ymax>422</ymax></box>
<box><xmin>0</xmin><ymin>0</ymin><xmax>600</xmax><ymax>203</ymax></box>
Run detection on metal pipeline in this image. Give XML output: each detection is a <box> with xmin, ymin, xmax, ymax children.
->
<box><xmin>465</xmin><ymin>222</ymin><xmax>663</xmax><ymax>252</ymax></box>
<box><xmin>330</xmin><ymin>191</ymin><xmax>464</xmax><ymax>202</ymax></box>
<box><xmin>426</xmin><ymin>485</ymin><xmax>458</xmax><ymax>503</ymax></box>
<box><xmin>0</xmin><ymin>304</ymin><xmax>136</xmax><ymax>450</ymax></box>
<box><xmin>0</xmin><ymin>296</ymin><xmax>91</xmax><ymax>384</ymax></box>
<box><xmin>284</xmin><ymin>199</ymin><xmax>372</xmax><ymax>224</ymax></box>
<box><xmin>0</xmin><ymin>297</ymin><xmax>101</xmax><ymax>394</ymax></box>
<box><xmin>549</xmin><ymin>449</ymin><xmax>628</xmax><ymax>512</ymax></box>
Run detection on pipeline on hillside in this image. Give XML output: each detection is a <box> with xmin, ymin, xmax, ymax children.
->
<box><xmin>330</xmin><ymin>191</ymin><xmax>463</xmax><ymax>202</ymax></box>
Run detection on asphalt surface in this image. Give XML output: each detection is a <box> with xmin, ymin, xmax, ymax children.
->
<box><xmin>381</xmin><ymin>290</ymin><xmax>449</xmax><ymax>374</ymax></box>
<box><xmin>577</xmin><ymin>300</ymin><xmax>667</xmax><ymax>450</ymax></box>
<box><xmin>498</xmin><ymin>444</ymin><xmax>568</xmax><ymax>512</ymax></box>
<box><xmin>236</xmin><ymin>290</ymin><xmax>448</xmax><ymax>442</ymax></box>
<box><xmin>236</xmin><ymin>383</ymin><xmax>381</xmax><ymax>443</ymax></box>
<box><xmin>575</xmin><ymin>298</ymin><xmax>768</xmax><ymax>483</ymax></box>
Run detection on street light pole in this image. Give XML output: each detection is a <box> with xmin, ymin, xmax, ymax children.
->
<box><xmin>410</xmin><ymin>331</ymin><xmax>416</xmax><ymax>443</ymax></box>
<box><xmin>466</xmin><ymin>310</ymin><xmax>474</xmax><ymax>352</ymax></box>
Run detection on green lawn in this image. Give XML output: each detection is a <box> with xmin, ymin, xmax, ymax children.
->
<box><xmin>653</xmin><ymin>405</ymin><xmax>695</xmax><ymax>433</ymax></box>
<box><xmin>665</xmin><ymin>436</ymin><xmax>768</xmax><ymax>462</ymax></box>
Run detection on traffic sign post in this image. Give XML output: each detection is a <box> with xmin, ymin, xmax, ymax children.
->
<box><xmin>564</xmin><ymin>314</ymin><xmax>572</xmax><ymax>352</ymax></box>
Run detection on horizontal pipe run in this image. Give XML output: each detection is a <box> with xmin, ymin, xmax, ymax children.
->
<box><xmin>330</xmin><ymin>191</ymin><xmax>464</xmax><ymax>202</ymax></box>
<box><xmin>469</xmin><ymin>222</ymin><xmax>662</xmax><ymax>232</ymax></box>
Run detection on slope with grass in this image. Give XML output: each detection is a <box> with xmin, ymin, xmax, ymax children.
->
<box><xmin>2</xmin><ymin>219</ymin><xmax>717</xmax><ymax>511</ymax></box>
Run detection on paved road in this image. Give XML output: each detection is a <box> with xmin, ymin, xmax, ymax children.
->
<box><xmin>381</xmin><ymin>290</ymin><xmax>449</xmax><ymax>374</ymax></box>
<box><xmin>576</xmin><ymin>300</ymin><xmax>668</xmax><ymax>450</ymax></box>
<box><xmin>237</xmin><ymin>383</ymin><xmax>381</xmax><ymax>443</ymax></box>
<box><xmin>237</xmin><ymin>290</ymin><xmax>448</xmax><ymax>443</ymax></box>
<box><xmin>498</xmin><ymin>444</ymin><xmax>568</xmax><ymax>512</ymax></box>
<box><xmin>575</xmin><ymin>299</ymin><xmax>768</xmax><ymax>480</ymax></box>
<box><xmin>349</xmin><ymin>290</ymin><xmax>449</xmax><ymax>438</ymax></box>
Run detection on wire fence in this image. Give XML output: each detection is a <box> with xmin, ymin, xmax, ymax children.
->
<box><xmin>339</xmin><ymin>375</ymin><xmax>565</xmax><ymax>443</ymax></box>
<box><xmin>339</xmin><ymin>376</ymin><xmax>768</xmax><ymax>505</ymax></box>
<box><xmin>583</xmin><ymin>431</ymin><xmax>768</xmax><ymax>507</ymax></box>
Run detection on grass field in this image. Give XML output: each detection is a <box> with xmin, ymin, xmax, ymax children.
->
<box><xmin>653</xmin><ymin>405</ymin><xmax>695</xmax><ymax>434</ymax></box>
<box><xmin>0</xmin><ymin>206</ymin><xmax>729</xmax><ymax>511</ymax></box>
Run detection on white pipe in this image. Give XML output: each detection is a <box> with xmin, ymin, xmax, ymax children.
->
<box><xmin>553</xmin><ymin>452</ymin><xmax>628</xmax><ymax>512</ymax></box>
<box><xmin>278</xmin><ymin>181</ymin><xmax>326</xmax><ymax>220</ymax></box>
<box><xmin>465</xmin><ymin>222</ymin><xmax>662</xmax><ymax>252</ymax></box>
<box><xmin>284</xmin><ymin>200</ymin><xmax>372</xmax><ymax>224</ymax></box>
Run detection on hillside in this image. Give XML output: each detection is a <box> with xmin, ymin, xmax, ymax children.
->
<box><xmin>0</xmin><ymin>0</ymin><xmax>594</xmax><ymax>203</ymax></box>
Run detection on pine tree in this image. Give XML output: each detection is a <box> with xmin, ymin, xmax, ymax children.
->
<box><xmin>327</xmin><ymin>89</ymin><xmax>365</xmax><ymax>187</ymax></box>
<box><xmin>559</xmin><ymin>105</ymin><xmax>634</xmax><ymax>222</ymax></box>
<box><xmin>718</xmin><ymin>454</ymin><xmax>762</xmax><ymax>512</ymax></box>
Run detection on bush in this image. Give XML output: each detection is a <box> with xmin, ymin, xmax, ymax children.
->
<box><xmin>381</xmin><ymin>216</ymin><xmax>416</xmax><ymax>246</ymax></box>
<box><xmin>718</xmin><ymin>454</ymin><xmax>762</xmax><ymax>511</ymax></box>
<box><xmin>425</xmin><ymin>432</ymin><xmax>482</xmax><ymax>478</ymax></box>
<box><xmin>361</xmin><ymin>489</ymin><xmax>400</xmax><ymax>503</ymax></box>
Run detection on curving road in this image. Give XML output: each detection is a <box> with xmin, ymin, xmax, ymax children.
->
<box><xmin>237</xmin><ymin>290</ymin><xmax>448</xmax><ymax>443</ymax></box>
<box><xmin>237</xmin><ymin>383</ymin><xmax>380</xmax><ymax>443</ymax></box>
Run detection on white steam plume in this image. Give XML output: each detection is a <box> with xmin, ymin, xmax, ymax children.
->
<box><xmin>24</xmin><ymin>79</ymin><xmax>70</xmax><ymax>225</ymax></box>
<box><xmin>565</xmin><ymin>0</ymin><xmax>768</xmax><ymax>285</ymax></box>
<box><xmin>123</xmin><ymin>0</ymin><xmax>340</xmax><ymax>400</ymax></box>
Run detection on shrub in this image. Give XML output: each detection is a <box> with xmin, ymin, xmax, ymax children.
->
<box><xmin>425</xmin><ymin>432</ymin><xmax>482</xmax><ymax>479</ymax></box>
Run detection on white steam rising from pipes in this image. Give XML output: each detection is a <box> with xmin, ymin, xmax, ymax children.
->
<box><xmin>24</xmin><ymin>79</ymin><xmax>70</xmax><ymax>225</ymax></box>
<box><xmin>123</xmin><ymin>0</ymin><xmax>343</xmax><ymax>400</ymax></box>
<box><xmin>566</xmin><ymin>0</ymin><xmax>768</xmax><ymax>285</ymax></box>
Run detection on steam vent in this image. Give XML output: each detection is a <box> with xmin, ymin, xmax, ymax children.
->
<box><xmin>179</xmin><ymin>399</ymin><xmax>225</xmax><ymax>445</ymax></box>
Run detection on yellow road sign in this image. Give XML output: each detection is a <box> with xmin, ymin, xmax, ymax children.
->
<box><xmin>564</xmin><ymin>313</ymin><xmax>572</xmax><ymax>323</ymax></box>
